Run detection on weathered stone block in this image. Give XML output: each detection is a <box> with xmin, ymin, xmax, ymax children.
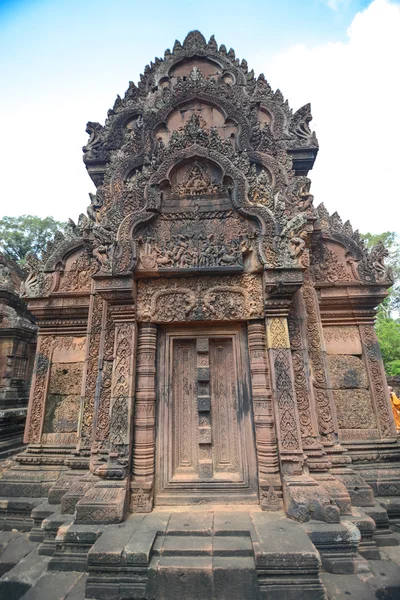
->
<box><xmin>328</xmin><ymin>355</ymin><xmax>369</xmax><ymax>389</ymax></box>
<box><xmin>333</xmin><ymin>389</ymin><xmax>377</xmax><ymax>429</ymax></box>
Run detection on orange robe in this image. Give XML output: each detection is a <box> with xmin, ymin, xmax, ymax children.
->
<box><xmin>391</xmin><ymin>392</ymin><xmax>400</xmax><ymax>430</ymax></box>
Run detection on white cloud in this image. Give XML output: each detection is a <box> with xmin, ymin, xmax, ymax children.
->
<box><xmin>254</xmin><ymin>0</ymin><xmax>400</xmax><ymax>234</ymax></box>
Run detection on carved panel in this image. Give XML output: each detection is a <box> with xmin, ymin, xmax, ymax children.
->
<box><xmin>266</xmin><ymin>318</ymin><xmax>290</xmax><ymax>349</ymax></box>
<box><xmin>172</xmin><ymin>339</ymin><xmax>198</xmax><ymax>476</ymax></box>
<box><xmin>93</xmin><ymin>304</ymin><xmax>115</xmax><ymax>451</ymax></box>
<box><xmin>81</xmin><ymin>293</ymin><xmax>104</xmax><ymax>442</ymax></box>
<box><xmin>58</xmin><ymin>250</ymin><xmax>98</xmax><ymax>292</ymax></box>
<box><xmin>328</xmin><ymin>355</ymin><xmax>369</xmax><ymax>390</ymax></box>
<box><xmin>43</xmin><ymin>362</ymin><xmax>82</xmax><ymax>433</ymax></box>
<box><xmin>333</xmin><ymin>390</ymin><xmax>377</xmax><ymax>430</ymax></box>
<box><xmin>323</xmin><ymin>326</ymin><xmax>362</xmax><ymax>355</ymax></box>
<box><xmin>137</xmin><ymin>274</ymin><xmax>263</xmax><ymax>322</ymax></box>
<box><xmin>27</xmin><ymin>335</ymin><xmax>54</xmax><ymax>443</ymax></box>
<box><xmin>288</xmin><ymin>300</ymin><xmax>319</xmax><ymax>449</ymax></box>
<box><xmin>210</xmin><ymin>339</ymin><xmax>240</xmax><ymax>473</ymax></box>
<box><xmin>272</xmin><ymin>349</ymin><xmax>302</xmax><ymax>453</ymax></box>
<box><xmin>52</xmin><ymin>337</ymin><xmax>86</xmax><ymax>363</ymax></box>
<box><xmin>110</xmin><ymin>322</ymin><xmax>135</xmax><ymax>456</ymax></box>
<box><xmin>301</xmin><ymin>283</ymin><xmax>336</xmax><ymax>442</ymax></box>
<box><xmin>136</xmin><ymin>212</ymin><xmax>256</xmax><ymax>274</ymax></box>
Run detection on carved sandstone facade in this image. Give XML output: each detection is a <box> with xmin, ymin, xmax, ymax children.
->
<box><xmin>0</xmin><ymin>255</ymin><xmax>36</xmax><ymax>457</ymax></box>
<box><xmin>2</xmin><ymin>31</ymin><xmax>399</xmax><ymax>525</ymax></box>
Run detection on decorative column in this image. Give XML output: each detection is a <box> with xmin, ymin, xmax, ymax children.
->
<box><xmin>24</xmin><ymin>335</ymin><xmax>54</xmax><ymax>444</ymax></box>
<box><xmin>264</xmin><ymin>270</ymin><xmax>341</xmax><ymax>523</ymax></box>
<box><xmin>289</xmin><ymin>291</ymin><xmax>352</xmax><ymax>514</ymax></box>
<box><xmin>79</xmin><ymin>289</ymin><xmax>104</xmax><ymax>451</ymax></box>
<box><xmin>301</xmin><ymin>277</ymin><xmax>374</xmax><ymax>507</ymax></box>
<box><xmin>130</xmin><ymin>323</ymin><xmax>157</xmax><ymax>512</ymax></box>
<box><xmin>75</xmin><ymin>275</ymin><xmax>137</xmax><ymax>524</ymax></box>
<box><xmin>247</xmin><ymin>321</ymin><xmax>282</xmax><ymax>510</ymax></box>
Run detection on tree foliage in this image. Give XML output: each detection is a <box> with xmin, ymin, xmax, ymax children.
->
<box><xmin>375</xmin><ymin>314</ymin><xmax>400</xmax><ymax>376</ymax></box>
<box><xmin>361</xmin><ymin>231</ymin><xmax>400</xmax><ymax>316</ymax></box>
<box><xmin>361</xmin><ymin>232</ymin><xmax>400</xmax><ymax>375</ymax></box>
<box><xmin>0</xmin><ymin>215</ymin><xmax>66</xmax><ymax>264</ymax></box>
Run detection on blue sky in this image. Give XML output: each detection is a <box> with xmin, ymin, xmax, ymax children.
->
<box><xmin>1</xmin><ymin>0</ymin><xmax>399</xmax><ymax>234</ymax></box>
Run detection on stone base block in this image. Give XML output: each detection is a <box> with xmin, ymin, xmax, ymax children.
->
<box><xmin>252</xmin><ymin>512</ymin><xmax>326</xmax><ymax>600</ymax></box>
<box><xmin>313</xmin><ymin>474</ymin><xmax>352</xmax><ymax>515</ymax></box>
<box><xmin>346</xmin><ymin>508</ymin><xmax>380</xmax><ymax>560</ymax></box>
<box><xmin>377</xmin><ymin>496</ymin><xmax>400</xmax><ymax>523</ymax></box>
<box><xmin>49</xmin><ymin>523</ymin><xmax>103</xmax><ymax>572</ymax></box>
<box><xmin>29</xmin><ymin>501</ymin><xmax>56</xmax><ymax>542</ymax></box>
<box><xmin>0</xmin><ymin>406</ymin><xmax>27</xmax><ymax>459</ymax></box>
<box><xmin>363</xmin><ymin>502</ymin><xmax>399</xmax><ymax>546</ymax></box>
<box><xmin>130</xmin><ymin>481</ymin><xmax>153</xmax><ymax>513</ymax></box>
<box><xmin>333</xmin><ymin>470</ymin><xmax>375</xmax><ymax>507</ymax></box>
<box><xmin>38</xmin><ymin>510</ymin><xmax>74</xmax><ymax>556</ymax></box>
<box><xmin>0</xmin><ymin>465</ymin><xmax>63</xmax><ymax>498</ymax></box>
<box><xmin>48</xmin><ymin>470</ymin><xmax>88</xmax><ymax>505</ymax></box>
<box><xmin>259</xmin><ymin>476</ymin><xmax>283</xmax><ymax>511</ymax></box>
<box><xmin>303</xmin><ymin>520</ymin><xmax>369</xmax><ymax>574</ymax></box>
<box><xmin>75</xmin><ymin>480</ymin><xmax>128</xmax><ymax>524</ymax></box>
<box><xmin>283</xmin><ymin>476</ymin><xmax>340</xmax><ymax>523</ymax></box>
<box><xmin>357</xmin><ymin>465</ymin><xmax>400</xmax><ymax>497</ymax></box>
<box><xmin>60</xmin><ymin>473</ymin><xmax>96</xmax><ymax>514</ymax></box>
<box><xmin>0</xmin><ymin>497</ymin><xmax>45</xmax><ymax>532</ymax></box>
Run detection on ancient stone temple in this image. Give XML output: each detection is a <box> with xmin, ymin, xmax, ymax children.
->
<box><xmin>0</xmin><ymin>254</ymin><xmax>36</xmax><ymax>457</ymax></box>
<box><xmin>1</xmin><ymin>31</ymin><xmax>399</xmax><ymax>599</ymax></box>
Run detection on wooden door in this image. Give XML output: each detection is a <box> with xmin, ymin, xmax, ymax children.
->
<box><xmin>155</xmin><ymin>325</ymin><xmax>258</xmax><ymax>505</ymax></box>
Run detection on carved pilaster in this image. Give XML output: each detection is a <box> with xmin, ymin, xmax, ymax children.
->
<box><xmin>300</xmin><ymin>281</ymin><xmax>350</xmax><ymax>464</ymax></box>
<box><xmin>75</xmin><ymin>306</ymin><xmax>136</xmax><ymax>524</ymax></box>
<box><xmin>264</xmin><ymin>281</ymin><xmax>341</xmax><ymax>523</ymax></box>
<box><xmin>288</xmin><ymin>292</ymin><xmax>352</xmax><ymax>514</ymax></box>
<box><xmin>25</xmin><ymin>335</ymin><xmax>54</xmax><ymax>443</ymax></box>
<box><xmin>130</xmin><ymin>323</ymin><xmax>157</xmax><ymax>512</ymax></box>
<box><xmin>359</xmin><ymin>325</ymin><xmax>397</xmax><ymax>439</ymax></box>
<box><xmin>91</xmin><ymin>302</ymin><xmax>114</xmax><ymax>461</ymax></box>
<box><xmin>288</xmin><ymin>293</ymin><xmax>330</xmax><ymax>471</ymax></box>
<box><xmin>79</xmin><ymin>291</ymin><xmax>104</xmax><ymax>449</ymax></box>
<box><xmin>247</xmin><ymin>321</ymin><xmax>282</xmax><ymax>510</ymax></box>
<box><xmin>266</xmin><ymin>316</ymin><xmax>304</xmax><ymax>477</ymax></box>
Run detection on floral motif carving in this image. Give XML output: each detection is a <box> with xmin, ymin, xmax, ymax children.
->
<box><xmin>267</xmin><ymin>318</ymin><xmax>290</xmax><ymax>349</ymax></box>
<box><xmin>28</xmin><ymin>336</ymin><xmax>54</xmax><ymax>443</ymax></box>
<box><xmin>137</xmin><ymin>275</ymin><xmax>263</xmax><ymax>322</ymax></box>
<box><xmin>273</xmin><ymin>349</ymin><xmax>301</xmax><ymax>452</ymax></box>
<box><xmin>301</xmin><ymin>283</ymin><xmax>335</xmax><ymax>442</ymax></box>
<box><xmin>81</xmin><ymin>294</ymin><xmax>104</xmax><ymax>442</ymax></box>
<box><xmin>109</xmin><ymin>321</ymin><xmax>135</xmax><ymax>458</ymax></box>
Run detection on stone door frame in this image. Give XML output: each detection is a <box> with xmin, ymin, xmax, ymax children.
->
<box><xmin>154</xmin><ymin>323</ymin><xmax>259</xmax><ymax>506</ymax></box>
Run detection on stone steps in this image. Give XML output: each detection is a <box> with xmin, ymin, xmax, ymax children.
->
<box><xmin>84</xmin><ymin>510</ymin><xmax>327</xmax><ymax>600</ymax></box>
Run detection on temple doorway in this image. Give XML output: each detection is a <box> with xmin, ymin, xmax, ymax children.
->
<box><xmin>155</xmin><ymin>324</ymin><xmax>259</xmax><ymax>505</ymax></box>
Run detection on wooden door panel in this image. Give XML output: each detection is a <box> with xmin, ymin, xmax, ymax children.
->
<box><xmin>171</xmin><ymin>339</ymin><xmax>198</xmax><ymax>479</ymax></box>
<box><xmin>210</xmin><ymin>339</ymin><xmax>240</xmax><ymax>477</ymax></box>
<box><xmin>155</xmin><ymin>326</ymin><xmax>258</xmax><ymax>505</ymax></box>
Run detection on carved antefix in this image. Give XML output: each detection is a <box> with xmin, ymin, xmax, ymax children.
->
<box><xmin>3</xmin><ymin>30</ymin><xmax>398</xmax><ymax>533</ymax></box>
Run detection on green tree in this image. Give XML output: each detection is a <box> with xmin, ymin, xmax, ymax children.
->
<box><xmin>0</xmin><ymin>215</ymin><xmax>66</xmax><ymax>264</ymax></box>
<box><xmin>361</xmin><ymin>232</ymin><xmax>400</xmax><ymax>375</ymax></box>
<box><xmin>361</xmin><ymin>231</ymin><xmax>400</xmax><ymax>316</ymax></box>
<box><xmin>375</xmin><ymin>315</ymin><xmax>400</xmax><ymax>376</ymax></box>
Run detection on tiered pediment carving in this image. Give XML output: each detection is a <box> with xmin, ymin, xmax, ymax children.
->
<box><xmin>19</xmin><ymin>31</ymin><xmax>392</xmax><ymax>299</ymax></box>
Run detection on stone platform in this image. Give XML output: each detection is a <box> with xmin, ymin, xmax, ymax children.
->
<box><xmin>0</xmin><ymin>504</ymin><xmax>400</xmax><ymax>599</ymax></box>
